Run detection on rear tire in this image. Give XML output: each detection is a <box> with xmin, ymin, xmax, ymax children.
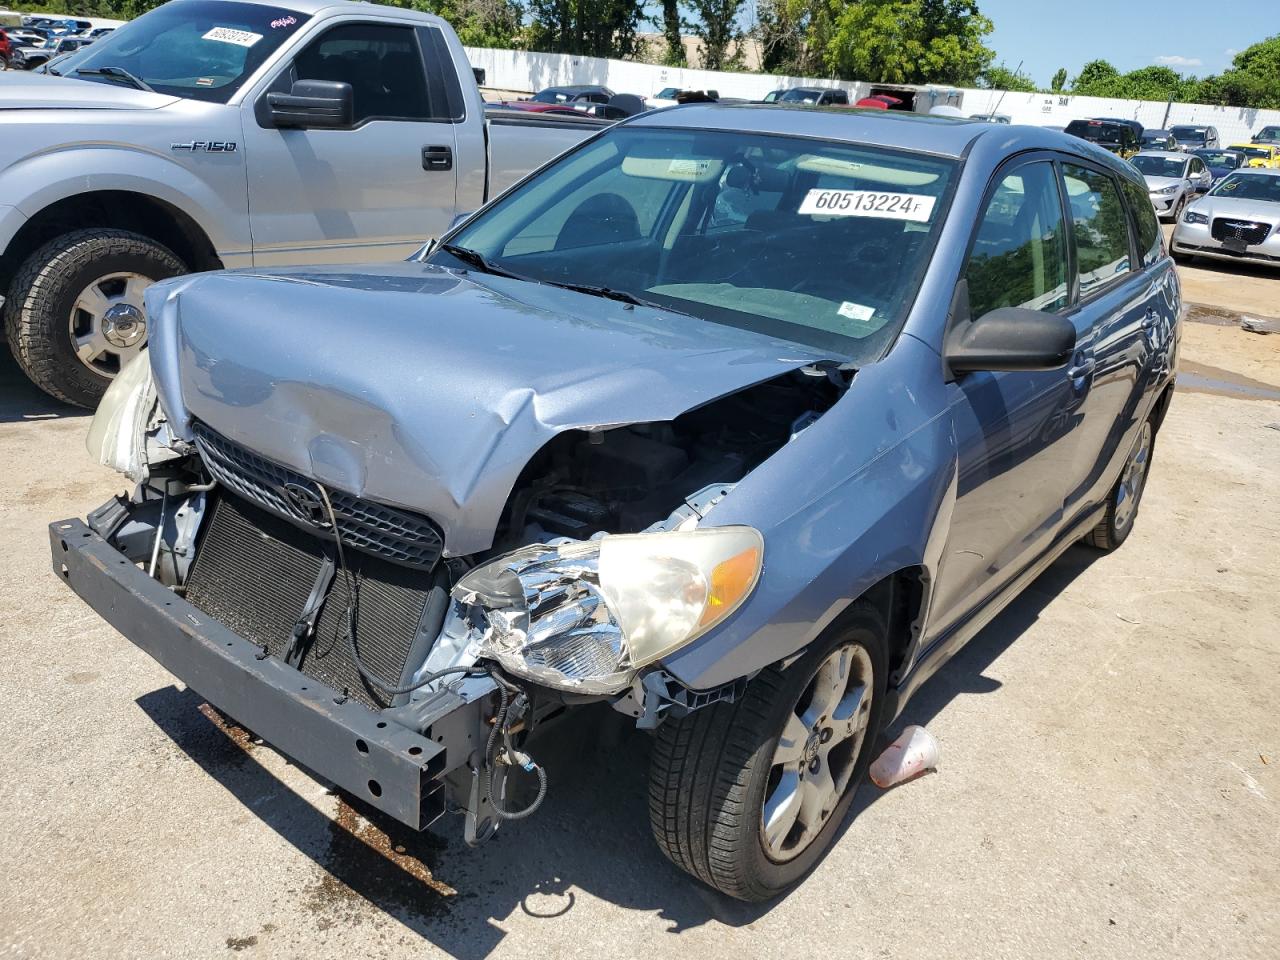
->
<box><xmin>3</xmin><ymin>229</ymin><xmax>186</xmax><ymax>408</ymax></box>
<box><xmin>648</xmin><ymin>603</ymin><xmax>888</xmax><ymax>901</ymax></box>
<box><xmin>1085</xmin><ymin>414</ymin><xmax>1156</xmax><ymax>551</ymax></box>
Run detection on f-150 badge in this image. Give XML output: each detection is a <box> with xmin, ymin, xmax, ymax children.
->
<box><xmin>171</xmin><ymin>141</ymin><xmax>238</xmax><ymax>153</ymax></box>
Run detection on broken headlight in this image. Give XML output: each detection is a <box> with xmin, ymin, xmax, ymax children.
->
<box><xmin>453</xmin><ymin>527</ymin><xmax>763</xmax><ymax>695</ymax></box>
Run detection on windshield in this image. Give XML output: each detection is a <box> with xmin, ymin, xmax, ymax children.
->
<box><xmin>435</xmin><ymin>126</ymin><xmax>956</xmax><ymax>359</ymax></box>
<box><xmin>1066</xmin><ymin>120</ymin><xmax>1124</xmax><ymax>143</ymax></box>
<box><xmin>1232</xmin><ymin>146</ymin><xmax>1270</xmax><ymax>159</ymax></box>
<box><xmin>1210</xmin><ymin>173</ymin><xmax>1280</xmax><ymax>202</ymax></box>
<box><xmin>1170</xmin><ymin>127</ymin><xmax>1209</xmax><ymax>143</ymax></box>
<box><xmin>1195</xmin><ymin>150</ymin><xmax>1242</xmax><ymax>169</ymax></box>
<box><xmin>1132</xmin><ymin>156</ymin><xmax>1187</xmax><ymax>178</ymax></box>
<box><xmin>780</xmin><ymin>89</ymin><xmax>821</xmax><ymax>103</ymax></box>
<box><xmin>55</xmin><ymin>1</ymin><xmax>308</xmax><ymax>103</ymax></box>
<box><xmin>1142</xmin><ymin>133</ymin><xmax>1171</xmax><ymax>145</ymax></box>
<box><xmin>1257</xmin><ymin>127</ymin><xmax>1280</xmax><ymax>141</ymax></box>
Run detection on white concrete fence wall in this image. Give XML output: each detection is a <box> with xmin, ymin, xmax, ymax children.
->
<box><xmin>465</xmin><ymin>46</ymin><xmax>1280</xmax><ymax>146</ymax></box>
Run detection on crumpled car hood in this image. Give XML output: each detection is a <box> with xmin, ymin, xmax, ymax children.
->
<box><xmin>146</xmin><ymin>262</ymin><xmax>837</xmax><ymax>555</ymax></box>
<box><xmin>0</xmin><ymin>72</ymin><xmax>180</xmax><ymax>110</ymax></box>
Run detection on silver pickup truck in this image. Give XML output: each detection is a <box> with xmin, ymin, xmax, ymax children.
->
<box><xmin>0</xmin><ymin>0</ymin><xmax>603</xmax><ymax>407</ymax></box>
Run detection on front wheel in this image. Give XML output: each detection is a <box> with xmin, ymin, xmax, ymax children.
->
<box><xmin>3</xmin><ymin>229</ymin><xmax>186</xmax><ymax>408</ymax></box>
<box><xmin>648</xmin><ymin>604</ymin><xmax>888</xmax><ymax>901</ymax></box>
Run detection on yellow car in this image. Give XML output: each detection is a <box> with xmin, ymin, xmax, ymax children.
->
<box><xmin>1228</xmin><ymin>143</ymin><xmax>1280</xmax><ymax>169</ymax></box>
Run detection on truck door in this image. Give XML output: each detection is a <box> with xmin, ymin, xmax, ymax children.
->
<box><xmin>242</xmin><ymin>20</ymin><xmax>460</xmax><ymax>266</ymax></box>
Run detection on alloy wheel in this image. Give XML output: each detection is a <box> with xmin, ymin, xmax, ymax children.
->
<box><xmin>1114</xmin><ymin>421</ymin><xmax>1153</xmax><ymax>531</ymax></box>
<box><xmin>761</xmin><ymin>643</ymin><xmax>874</xmax><ymax>862</ymax></box>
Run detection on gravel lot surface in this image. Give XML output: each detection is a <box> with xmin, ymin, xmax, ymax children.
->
<box><xmin>1</xmin><ymin>254</ymin><xmax>1277</xmax><ymax>959</ymax></box>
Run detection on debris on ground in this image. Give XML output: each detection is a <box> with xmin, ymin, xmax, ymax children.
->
<box><xmin>870</xmin><ymin>725</ymin><xmax>938</xmax><ymax>788</ymax></box>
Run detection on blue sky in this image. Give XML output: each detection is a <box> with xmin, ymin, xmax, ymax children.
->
<box><xmin>981</xmin><ymin>0</ymin><xmax>1273</xmax><ymax>86</ymax></box>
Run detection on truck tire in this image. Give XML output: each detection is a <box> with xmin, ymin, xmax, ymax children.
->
<box><xmin>1084</xmin><ymin>413</ymin><xmax>1156</xmax><ymax>551</ymax></box>
<box><xmin>648</xmin><ymin>603</ymin><xmax>888</xmax><ymax>901</ymax></box>
<box><xmin>4</xmin><ymin>229</ymin><xmax>187</xmax><ymax>408</ymax></box>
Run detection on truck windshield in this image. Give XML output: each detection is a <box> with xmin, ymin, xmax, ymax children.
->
<box><xmin>55</xmin><ymin>0</ymin><xmax>308</xmax><ymax>104</ymax></box>
<box><xmin>437</xmin><ymin>127</ymin><xmax>957</xmax><ymax>359</ymax></box>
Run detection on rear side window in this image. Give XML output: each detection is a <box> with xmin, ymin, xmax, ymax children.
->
<box><xmin>1063</xmin><ymin>164</ymin><xmax>1132</xmax><ymax>295</ymax></box>
<box><xmin>1120</xmin><ymin>178</ymin><xmax>1161</xmax><ymax>267</ymax></box>
<box><xmin>965</xmin><ymin>161</ymin><xmax>1070</xmax><ymax>317</ymax></box>
<box><xmin>294</xmin><ymin>23</ymin><xmax>429</xmax><ymax>123</ymax></box>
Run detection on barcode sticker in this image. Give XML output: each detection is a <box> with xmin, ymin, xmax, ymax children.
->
<box><xmin>203</xmin><ymin>27</ymin><xmax>262</xmax><ymax>47</ymax></box>
<box><xmin>798</xmin><ymin>189</ymin><xmax>936</xmax><ymax>222</ymax></box>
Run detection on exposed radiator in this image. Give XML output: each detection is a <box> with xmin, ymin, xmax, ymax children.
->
<box><xmin>185</xmin><ymin>495</ymin><xmax>434</xmax><ymax>709</ymax></box>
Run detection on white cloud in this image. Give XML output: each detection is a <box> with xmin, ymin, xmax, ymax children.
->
<box><xmin>1154</xmin><ymin>55</ymin><xmax>1203</xmax><ymax>67</ymax></box>
<box><xmin>1225</xmin><ymin>48</ymin><xmax>1238</xmax><ymax>58</ymax></box>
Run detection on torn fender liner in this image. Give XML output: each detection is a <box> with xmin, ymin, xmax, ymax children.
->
<box><xmin>146</xmin><ymin>262</ymin><xmax>838</xmax><ymax>555</ymax></box>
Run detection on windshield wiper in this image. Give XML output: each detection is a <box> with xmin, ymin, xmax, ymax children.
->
<box><xmin>73</xmin><ymin>66</ymin><xmax>155</xmax><ymax>93</ymax></box>
<box><xmin>543</xmin><ymin>280</ymin><xmax>688</xmax><ymax>314</ymax></box>
<box><xmin>438</xmin><ymin>242</ymin><xmax>527</xmax><ymax>280</ymax></box>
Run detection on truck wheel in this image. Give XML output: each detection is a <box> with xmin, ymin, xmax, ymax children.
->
<box><xmin>3</xmin><ymin>229</ymin><xmax>186</xmax><ymax>408</ymax></box>
<box><xmin>648</xmin><ymin>604</ymin><xmax>888</xmax><ymax>901</ymax></box>
<box><xmin>1085</xmin><ymin>415</ymin><xmax>1156</xmax><ymax>551</ymax></box>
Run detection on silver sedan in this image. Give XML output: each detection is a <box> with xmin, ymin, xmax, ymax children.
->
<box><xmin>1171</xmin><ymin>169</ymin><xmax>1280</xmax><ymax>268</ymax></box>
<box><xmin>1132</xmin><ymin>151</ymin><xmax>1211</xmax><ymax>220</ymax></box>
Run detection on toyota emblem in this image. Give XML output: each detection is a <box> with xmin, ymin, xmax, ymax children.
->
<box><xmin>282</xmin><ymin>482</ymin><xmax>326</xmax><ymax>524</ymax></box>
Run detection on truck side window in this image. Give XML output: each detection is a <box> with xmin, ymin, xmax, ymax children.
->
<box><xmin>293</xmin><ymin>23</ymin><xmax>430</xmax><ymax>124</ymax></box>
<box><xmin>964</xmin><ymin>161</ymin><xmax>1070</xmax><ymax>318</ymax></box>
<box><xmin>1063</xmin><ymin>164</ymin><xmax>1133</xmax><ymax>295</ymax></box>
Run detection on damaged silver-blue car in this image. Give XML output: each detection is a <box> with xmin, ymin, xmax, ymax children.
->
<box><xmin>53</xmin><ymin>104</ymin><xmax>1180</xmax><ymax>901</ymax></box>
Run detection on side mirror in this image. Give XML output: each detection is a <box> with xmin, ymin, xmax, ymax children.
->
<box><xmin>266</xmin><ymin>79</ymin><xmax>353</xmax><ymax>129</ymax></box>
<box><xmin>945</xmin><ymin>300</ymin><xmax>1077</xmax><ymax>378</ymax></box>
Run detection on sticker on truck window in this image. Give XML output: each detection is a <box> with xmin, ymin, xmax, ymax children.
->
<box><xmin>798</xmin><ymin>189</ymin><xmax>936</xmax><ymax>222</ymax></box>
<box><xmin>202</xmin><ymin>26</ymin><xmax>262</xmax><ymax>47</ymax></box>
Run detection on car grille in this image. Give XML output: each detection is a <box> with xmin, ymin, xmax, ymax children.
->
<box><xmin>1211</xmin><ymin>218</ymin><xmax>1271</xmax><ymax>245</ymax></box>
<box><xmin>192</xmin><ymin>421</ymin><xmax>444</xmax><ymax>571</ymax></box>
<box><xmin>185</xmin><ymin>495</ymin><xmax>436</xmax><ymax>709</ymax></box>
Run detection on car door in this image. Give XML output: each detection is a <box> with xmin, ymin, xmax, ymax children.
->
<box><xmin>1188</xmin><ymin>155</ymin><xmax>1211</xmax><ymax>194</ymax></box>
<box><xmin>927</xmin><ymin>158</ymin><xmax>1085</xmax><ymax>635</ymax></box>
<box><xmin>1056</xmin><ymin>161</ymin><xmax>1166</xmax><ymax>524</ymax></box>
<box><xmin>241</xmin><ymin>19</ymin><xmax>460</xmax><ymax>266</ymax></box>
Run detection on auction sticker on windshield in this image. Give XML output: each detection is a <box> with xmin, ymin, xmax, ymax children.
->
<box><xmin>799</xmin><ymin>189</ymin><xmax>936</xmax><ymax>222</ymax></box>
<box><xmin>203</xmin><ymin>26</ymin><xmax>262</xmax><ymax>47</ymax></box>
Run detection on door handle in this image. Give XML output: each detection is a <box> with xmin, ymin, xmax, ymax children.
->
<box><xmin>1067</xmin><ymin>356</ymin><xmax>1096</xmax><ymax>381</ymax></box>
<box><xmin>422</xmin><ymin>145</ymin><xmax>453</xmax><ymax>172</ymax></box>
<box><xmin>1141</xmin><ymin>310</ymin><xmax>1160</xmax><ymax>332</ymax></box>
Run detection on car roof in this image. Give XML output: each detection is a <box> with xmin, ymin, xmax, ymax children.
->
<box><xmin>1135</xmin><ymin>150</ymin><xmax>1186</xmax><ymax>158</ymax></box>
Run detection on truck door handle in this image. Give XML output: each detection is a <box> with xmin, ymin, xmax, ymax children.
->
<box><xmin>422</xmin><ymin>145</ymin><xmax>453</xmax><ymax>172</ymax></box>
<box><xmin>1141</xmin><ymin>310</ymin><xmax>1160</xmax><ymax>331</ymax></box>
<box><xmin>1068</xmin><ymin>356</ymin><xmax>1096</xmax><ymax>381</ymax></box>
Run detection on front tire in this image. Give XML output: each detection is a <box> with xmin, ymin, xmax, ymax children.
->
<box><xmin>648</xmin><ymin>603</ymin><xmax>888</xmax><ymax>901</ymax></box>
<box><xmin>3</xmin><ymin>229</ymin><xmax>186</xmax><ymax>408</ymax></box>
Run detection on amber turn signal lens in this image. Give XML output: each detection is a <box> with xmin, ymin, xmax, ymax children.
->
<box><xmin>700</xmin><ymin>546</ymin><xmax>762</xmax><ymax>627</ymax></box>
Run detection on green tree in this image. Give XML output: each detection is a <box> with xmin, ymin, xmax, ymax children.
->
<box><xmin>686</xmin><ymin>0</ymin><xmax>746</xmax><ymax>69</ymax></box>
<box><xmin>656</xmin><ymin>0</ymin><xmax>686</xmax><ymax>65</ymax></box>
<box><xmin>1050</xmin><ymin>67</ymin><xmax>1067</xmax><ymax>92</ymax></box>
<box><xmin>823</xmin><ymin>0</ymin><xmax>995</xmax><ymax>86</ymax></box>
<box><xmin>979</xmin><ymin>63</ymin><xmax>1036</xmax><ymax>92</ymax></box>
<box><xmin>1196</xmin><ymin>35</ymin><xmax>1280</xmax><ymax>109</ymax></box>
<box><xmin>523</xmin><ymin>0</ymin><xmax>645</xmax><ymax>57</ymax></box>
<box><xmin>1071</xmin><ymin>58</ymin><xmax>1119</xmax><ymax>93</ymax></box>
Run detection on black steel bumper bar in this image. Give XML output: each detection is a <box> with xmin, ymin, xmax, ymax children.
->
<box><xmin>51</xmin><ymin>518</ymin><xmax>462</xmax><ymax>830</ymax></box>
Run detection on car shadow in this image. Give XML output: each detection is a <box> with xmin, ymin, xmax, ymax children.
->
<box><xmin>0</xmin><ymin>343</ymin><xmax>86</xmax><ymax>423</ymax></box>
<box><xmin>133</xmin><ymin>544</ymin><xmax>1100</xmax><ymax>953</ymax></box>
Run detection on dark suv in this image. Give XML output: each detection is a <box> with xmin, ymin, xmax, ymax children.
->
<box><xmin>1065</xmin><ymin>118</ymin><xmax>1141</xmax><ymax>158</ymax></box>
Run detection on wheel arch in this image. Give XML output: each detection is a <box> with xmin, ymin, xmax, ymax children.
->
<box><xmin>0</xmin><ymin>190</ymin><xmax>223</xmax><ymax>295</ymax></box>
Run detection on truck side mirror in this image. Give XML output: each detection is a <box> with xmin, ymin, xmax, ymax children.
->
<box><xmin>266</xmin><ymin>79</ymin><xmax>354</xmax><ymax>129</ymax></box>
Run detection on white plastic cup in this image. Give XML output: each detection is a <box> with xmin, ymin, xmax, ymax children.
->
<box><xmin>869</xmin><ymin>724</ymin><xmax>938</xmax><ymax>788</ymax></box>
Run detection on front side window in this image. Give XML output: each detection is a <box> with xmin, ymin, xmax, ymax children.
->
<box><xmin>55</xmin><ymin>0</ymin><xmax>308</xmax><ymax>103</ymax></box>
<box><xmin>1063</xmin><ymin>164</ymin><xmax>1132</xmax><ymax>295</ymax></box>
<box><xmin>293</xmin><ymin>23</ymin><xmax>428</xmax><ymax>123</ymax></box>
<box><xmin>439</xmin><ymin>127</ymin><xmax>957</xmax><ymax>359</ymax></box>
<box><xmin>1120</xmin><ymin>178</ymin><xmax>1162</xmax><ymax>267</ymax></box>
<box><xmin>965</xmin><ymin>162</ymin><xmax>1070</xmax><ymax>318</ymax></box>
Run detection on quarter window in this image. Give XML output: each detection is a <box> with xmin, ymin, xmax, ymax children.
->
<box><xmin>965</xmin><ymin>162</ymin><xmax>1070</xmax><ymax>318</ymax></box>
<box><xmin>1062</xmin><ymin>164</ymin><xmax>1132</xmax><ymax>295</ymax></box>
<box><xmin>293</xmin><ymin>23</ymin><xmax>429</xmax><ymax>124</ymax></box>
